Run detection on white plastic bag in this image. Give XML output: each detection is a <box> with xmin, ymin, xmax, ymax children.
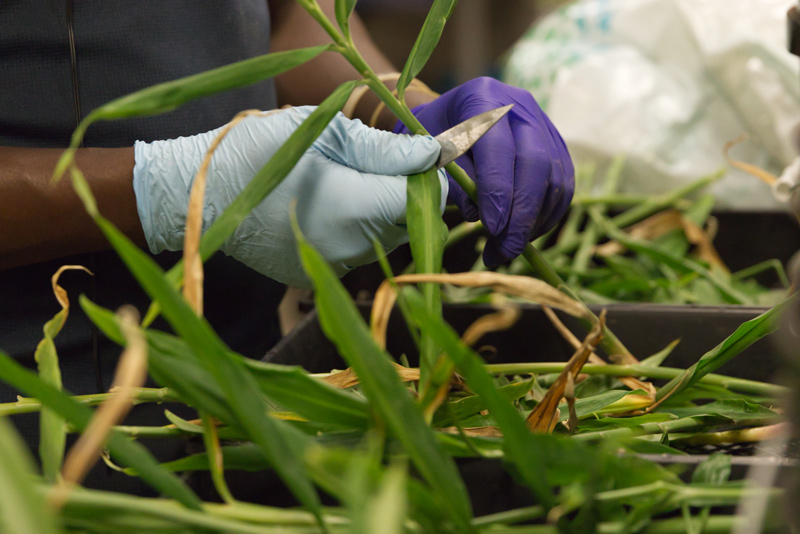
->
<box><xmin>503</xmin><ymin>0</ymin><xmax>800</xmax><ymax>209</ymax></box>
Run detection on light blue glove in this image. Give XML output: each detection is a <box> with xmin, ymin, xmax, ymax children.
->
<box><xmin>133</xmin><ymin>106</ymin><xmax>447</xmax><ymax>287</ymax></box>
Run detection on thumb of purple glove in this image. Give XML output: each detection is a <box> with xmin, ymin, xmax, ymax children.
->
<box><xmin>394</xmin><ymin>77</ymin><xmax>574</xmax><ymax>267</ymax></box>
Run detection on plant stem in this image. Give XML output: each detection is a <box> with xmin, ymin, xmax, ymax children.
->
<box><xmin>112</xmin><ymin>425</ymin><xmax>186</xmax><ymax>438</ymax></box>
<box><xmin>732</xmin><ymin>259</ymin><xmax>791</xmax><ymax>289</ymax></box>
<box><xmin>472</xmin><ymin>506</ymin><xmax>546</xmax><ymax>526</ymax></box>
<box><xmin>48</xmin><ymin>485</ymin><xmax>345</xmax><ymax>532</ymax></box>
<box><xmin>481</xmin><ymin>516</ymin><xmax>760</xmax><ymax>534</ymax></box>
<box><xmin>572</xmin><ymin>194</ymin><xmax>688</xmax><ymax>207</ymax></box>
<box><xmin>568</xmin><ymin>156</ymin><xmax>625</xmax><ymax>286</ymax></box>
<box><xmin>545</xmin><ymin>170</ymin><xmax>725</xmax><ymax>259</ymax></box>
<box><xmin>0</xmin><ymin>387</ymin><xmax>177</xmax><ymax>417</ymax></box>
<box><xmin>483</xmin><ymin>363</ymin><xmax>785</xmax><ymax>397</ymax></box>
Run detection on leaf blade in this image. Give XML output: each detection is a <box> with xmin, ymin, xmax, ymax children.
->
<box><xmin>397</xmin><ymin>0</ymin><xmax>458</xmax><ymax>95</ymax></box>
<box><xmin>0</xmin><ymin>418</ymin><xmax>62</xmax><ymax>534</ymax></box>
<box><xmin>294</xmin><ymin>224</ymin><xmax>474</xmax><ymax>531</ymax></box>
<box><xmin>0</xmin><ymin>351</ymin><xmax>202</xmax><ymax>510</ymax></box>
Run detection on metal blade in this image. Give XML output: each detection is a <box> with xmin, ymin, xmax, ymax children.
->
<box><xmin>434</xmin><ymin>104</ymin><xmax>513</xmax><ymax>169</ymax></box>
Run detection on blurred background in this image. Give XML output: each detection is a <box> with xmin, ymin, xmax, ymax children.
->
<box><xmin>356</xmin><ymin>0</ymin><xmax>564</xmax><ymax>90</ymax></box>
<box><xmin>356</xmin><ymin>0</ymin><xmax>800</xmax><ymax>211</ymax></box>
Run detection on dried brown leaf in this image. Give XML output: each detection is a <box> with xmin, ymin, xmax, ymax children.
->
<box><xmin>564</xmin><ymin>373</ymin><xmax>579</xmax><ymax>433</ymax></box>
<box><xmin>321</xmin><ymin>362</ymin><xmax>420</xmax><ymax>389</ymax></box>
<box><xmin>182</xmin><ymin>109</ymin><xmax>275</xmax><ymax>315</ymax></box>
<box><xmin>724</xmin><ymin>134</ymin><xmax>778</xmax><ymax>186</ymax></box>
<box><xmin>460</xmin><ymin>296</ymin><xmax>521</xmax><ymax>348</ymax></box>
<box><xmin>50</xmin><ymin>265</ymin><xmax>93</xmax><ymax>313</ymax></box>
<box><xmin>58</xmin><ymin>306</ymin><xmax>147</xmax><ymax>499</ymax></box>
<box><xmin>541</xmin><ymin>306</ymin><xmax>655</xmax><ymax>397</ymax></box>
<box><xmin>681</xmin><ymin>217</ymin><xmax>729</xmax><ymax>272</ymax></box>
<box><xmin>526</xmin><ymin>311</ymin><xmax>606</xmax><ymax>433</ymax></box>
<box><xmin>371</xmin><ymin>271</ymin><xmax>589</xmax><ymax>349</ymax></box>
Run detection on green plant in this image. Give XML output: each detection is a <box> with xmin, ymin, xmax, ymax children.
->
<box><xmin>0</xmin><ymin>1</ymin><xmax>793</xmax><ymax>533</ymax></box>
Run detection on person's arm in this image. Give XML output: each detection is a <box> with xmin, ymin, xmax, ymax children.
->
<box><xmin>0</xmin><ymin>147</ymin><xmax>145</xmax><ymax>270</ymax></box>
<box><xmin>269</xmin><ymin>0</ymin><xmax>436</xmax><ymax>131</ymax></box>
<box><xmin>270</xmin><ymin>1</ymin><xmax>576</xmax><ymax>267</ymax></box>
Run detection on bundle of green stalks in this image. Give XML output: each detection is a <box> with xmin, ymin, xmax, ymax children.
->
<box><xmin>0</xmin><ymin>1</ymin><xmax>795</xmax><ymax>533</ymax></box>
<box><xmin>435</xmin><ymin>159</ymin><xmax>791</xmax><ymax>307</ymax></box>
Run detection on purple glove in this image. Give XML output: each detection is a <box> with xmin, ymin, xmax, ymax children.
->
<box><xmin>394</xmin><ymin>77</ymin><xmax>574</xmax><ymax>267</ymax></box>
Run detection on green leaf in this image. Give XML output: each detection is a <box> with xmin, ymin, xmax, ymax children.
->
<box><xmin>82</xmin><ymin>295</ymin><xmax>370</xmax><ymax>428</ymax></box>
<box><xmin>397</xmin><ymin>0</ymin><xmax>458</xmax><ymax>96</ymax></box>
<box><xmin>622</xmin><ymin>439</ymin><xmax>687</xmax><ymax>456</ymax></box>
<box><xmin>60</xmin><ymin>46</ymin><xmax>329</xmax><ymax>159</ymax></box>
<box><xmin>81</xmin><ymin>295</ymin><xmax>238</xmax><ymax>423</ymax></box>
<box><xmin>399</xmin><ymin>286</ymin><xmax>556</xmax><ymax>508</ymax></box>
<box><xmin>0</xmin><ymin>418</ymin><xmax>62</xmax><ymax>534</ymax></box>
<box><xmin>335</xmin><ymin>0</ymin><xmax>357</xmax><ymax>34</ymax></box>
<box><xmin>244</xmin><ymin>360</ymin><xmax>370</xmax><ymax>428</ymax></box>
<box><xmin>0</xmin><ymin>351</ymin><xmax>202</xmax><ymax>510</ymax></box>
<box><xmin>294</xmin><ymin>223</ymin><xmax>474</xmax><ymax>532</ymax></box>
<box><xmin>432</xmin><ymin>379</ymin><xmax>534</xmax><ymax>427</ymax></box>
<box><xmin>659</xmin><ymin>399</ymin><xmax>778</xmax><ymax>422</ymax></box>
<box><xmin>35</xmin><ymin>308</ymin><xmax>68</xmax><ymax>483</ymax></box>
<box><xmin>656</xmin><ymin>298</ymin><xmax>791</xmax><ymax>401</ymax></box>
<box><xmin>576</xmin><ymin>413</ymin><xmax>678</xmax><ymax>433</ymax></box>
<box><xmin>80</xmin><ymin>214</ymin><xmax>324</xmax><ymax>521</ymax></box>
<box><xmin>558</xmin><ymin>389</ymin><xmax>648</xmax><ymax>422</ymax></box>
<box><xmin>365</xmin><ymin>463</ymin><xmax>407</xmax><ymax>534</ymax></box>
<box><xmin>640</xmin><ymin>339</ymin><xmax>681</xmax><ymax>368</ymax></box>
<box><xmin>589</xmin><ymin>210</ymin><xmax>751</xmax><ymax>304</ymax></box>
<box><xmin>692</xmin><ymin>453</ymin><xmax>731</xmax><ymax>485</ymax></box>
<box><xmin>406</xmin><ymin>168</ymin><xmax>448</xmax><ymax>387</ymax></box>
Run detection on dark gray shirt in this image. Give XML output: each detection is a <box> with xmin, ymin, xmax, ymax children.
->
<box><xmin>1</xmin><ymin>0</ymin><xmax>285</xmax><ymax>493</ymax></box>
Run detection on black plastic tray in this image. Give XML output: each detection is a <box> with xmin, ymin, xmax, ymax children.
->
<box><xmin>268</xmin><ymin>303</ymin><xmax>780</xmax><ymax>382</ymax></box>
<box><xmin>339</xmin><ymin>211</ymin><xmax>800</xmax><ymax>301</ymax></box>
<box><xmin>262</xmin><ymin>305</ymin><xmax>795</xmax><ymax>520</ymax></box>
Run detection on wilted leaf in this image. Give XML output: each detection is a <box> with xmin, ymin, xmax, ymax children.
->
<box><xmin>36</xmin><ymin>265</ymin><xmax>92</xmax><ymax>483</ymax></box>
<box><xmin>527</xmin><ymin>312</ymin><xmax>605</xmax><ymax>432</ymax></box>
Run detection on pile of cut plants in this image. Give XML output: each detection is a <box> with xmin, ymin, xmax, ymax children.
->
<box><xmin>387</xmin><ymin>157</ymin><xmax>793</xmax><ymax>307</ymax></box>
<box><xmin>0</xmin><ymin>1</ymin><xmax>796</xmax><ymax>533</ymax></box>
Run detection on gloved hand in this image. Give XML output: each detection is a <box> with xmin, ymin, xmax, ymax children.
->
<box><xmin>394</xmin><ymin>77</ymin><xmax>574</xmax><ymax>267</ymax></box>
<box><xmin>133</xmin><ymin>106</ymin><xmax>447</xmax><ymax>287</ymax></box>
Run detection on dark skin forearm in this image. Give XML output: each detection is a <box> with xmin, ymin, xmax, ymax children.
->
<box><xmin>270</xmin><ymin>0</ymin><xmax>436</xmax><ymax>131</ymax></box>
<box><xmin>0</xmin><ymin>1</ymin><xmax>434</xmax><ymax>271</ymax></box>
<box><xmin>0</xmin><ymin>147</ymin><xmax>145</xmax><ymax>270</ymax></box>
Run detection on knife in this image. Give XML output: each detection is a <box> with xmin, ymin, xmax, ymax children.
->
<box><xmin>434</xmin><ymin>104</ymin><xmax>513</xmax><ymax>169</ymax></box>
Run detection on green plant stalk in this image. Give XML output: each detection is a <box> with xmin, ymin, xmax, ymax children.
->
<box><xmin>484</xmin><ymin>516</ymin><xmax>769</xmax><ymax>534</ymax></box>
<box><xmin>472</xmin><ymin>506</ymin><xmax>546</xmax><ymax>526</ymax></box>
<box><xmin>593</xmin><ymin>479</ymin><xmax>781</xmax><ymax>507</ymax></box>
<box><xmin>588</xmin><ymin>210</ymin><xmax>751</xmax><ymax>304</ymax></box>
<box><xmin>571</xmin><ymin>194</ymin><xmax>683</xmax><ymax>207</ymax></box>
<box><xmin>568</xmin><ymin>156</ymin><xmax>625</xmax><ymax>287</ymax></box>
<box><xmin>48</xmin><ymin>485</ymin><xmax>347</xmax><ymax>533</ymax></box>
<box><xmin>406</xmin><ymin>169</ymin><xmax>448</xmax><ymax>390</ymax></box>
<box><xmin>401</xmin><ymin>221</ymin><xmax>483</xmax><ymax>275</ymax></box>
<box><xmin>0</xmin><ymin>387</ymin><xmax>177</xmax><ymax>417</ymax></box>
<box><xmin>112</xmin><ymin>425</ymin><xmax>187</xmax><ymax>439</ymax></box>
<box><xmin>201</xmin><ymin>411</ymin><xmax>236</xmax><ymax>504</ymax></box>
<box><xmin>545</xmin><ymin>170</ymin><xmax>725</xmax><ymax>259</ymax></box>
<box><xmin>732</xmin><ymin>259</ymin><xmax>790</xmax><ymax>289</ymax></box>
<box><xmin>481</xmin><ymin>363</ymin><xmax>785</xmax><ymax>397</ymax></box>
<box><xmin>572</xmin><ymin>415</ymin><xmax>779</xmax><ymax>442</ymax></box>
